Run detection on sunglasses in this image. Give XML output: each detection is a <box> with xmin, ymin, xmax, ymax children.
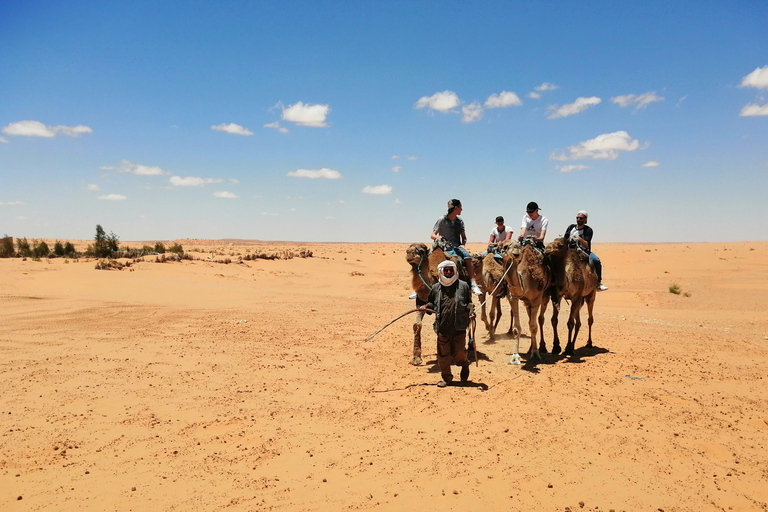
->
<box><xmin>526</xmin><ymin>210</ymin><xmax>536</xmax><ymax>214</ymax></box>
<box><xmin>576</xmin><ymin>216</ymin><xmax>586</xmax><ymax>220</ymax></box>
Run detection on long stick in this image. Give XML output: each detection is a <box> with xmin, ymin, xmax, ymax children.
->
<box><xmin>364</xmin><ymin>308</ymin><xmax>435</xmax><ymax>342</ymax></box>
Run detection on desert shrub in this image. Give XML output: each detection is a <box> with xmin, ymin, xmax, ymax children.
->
<box><xmin>54</xmin><ymin>241</ymin><xmax>65</xmax><ymax>256</ymax></box>
<box><xmin>669</xmin><ymin>283</ymin><xmax>681</xmax><ymax>295</ymax></box>
<box><xmin>16</xmin><ymin>238</ymin><xmax>32</xmax><ymax>258</ymax></box>
<box><xmin>154</xmin><ymin>242</ymin><xmax>166</xmax><ymax>254</ymax></box>
<box><xmin>63</xmin><ymin>242</ymin><xmax>76</xmax><ymax>256</ymax></box>
<box><xmin>1</xmin><ymin>235</ymin><xmax>14</xmax><ymax>257</ymax></box>
<box><xmin>33</xmin><ymin>240</ymin><xmax>50</xmax><ymax>258</ymax></box>
<box><xmin>168</xmin><ymin>243</ymin><xmax>183</xmax><ymax>254</ymax></box>
<box><xmin>91</xmin><ymin>225</ymin><xmax>119</xmax><ymax>258</ymax></box>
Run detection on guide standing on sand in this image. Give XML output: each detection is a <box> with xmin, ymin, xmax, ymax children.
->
<box><xmin>418</xmin><ymin>261</ymin><xmax>473</xmax><ymax>387</ymax></box>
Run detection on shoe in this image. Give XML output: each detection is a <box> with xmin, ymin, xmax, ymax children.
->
<box><xmin>471</xmin><ymin>283</ymin><xmax>483</xmax><ymax>296</ymax></box>
<box><xmin>460</xmin><ymin>364</ymin><xmax>469</xmax><ymax>382</ymax></box>
<box><xmin>408</xmin><ymin>292</ymin><xmax>417</xmax><ymax>300</ymax></box>
<box><xmin>597</xmin><ymin>283</ymin><xmax>608</xmax><ymax>291</ymax></box>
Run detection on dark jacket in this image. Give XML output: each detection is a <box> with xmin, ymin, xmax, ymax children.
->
<box><xmin>564</xmin><ymin>223</ymin><xmax>594</xmax><ymax>253</ymax></box>
<box><xmin>426</xmin><ymin>280</ymin><xmax>472</xmax><ymax>334</ymax></box>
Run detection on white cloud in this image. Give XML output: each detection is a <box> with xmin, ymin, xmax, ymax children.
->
<box><xmin>103</xmin><ymin>160</ymin><xmax>168</xmax><ymax>176</ymax></box>
<box><xmin>2</xmin><ymin>120</ymin><xmax>93</xmax><ymax>138</ymax></box>
<box><xmin>362</xmin><ymin>184</ymin><xmax>393</xmax><ymax>195</ymax></box>
<box><xmin>229</xmin><ymin>178</ymin><xmax>239</xmax><ymax>184</ymax></box>
<box><xmin>407</xmin><ymin>155</ymin><xmax>418</xmax><ymax>161</ymax></box>
<box><xmin>740</xmin><ymin>65</ymin><xmax>768</xmax><ymax>89</ymax></box>
<box><xmin>484</xmin><ymin>91</ymin><xmax>522</xmax><ymax>108</ymax></box>
<box><xmin>0</xmin><ymin>136</ymin><xmax>8</xmax><ymax>143</ymax></box>
<box><xmin>286</xmin><ymin>168</ymin><xmax>343</xmax><ymax>179</ymax></box>
<box><xmin>391</xmin><ymin>155</ymin><xmax>400</xmax><ymax>159</ymax></box>
<box><xmin>611</xmin><ymin>92</ymin><xmax>664</xmax><ymax>109</ymax></box>
<box><xmin>556</xmin><ymin>165</ymin><xmax>588</xmax><ymax>173</ymax></box>
<box><xmin>462</xmin><ymin>102</ymin><xmax>484</xmax><ymax>123</ymax></box>
<box><xmin>414</xmin><ymin>91</ymin><xmax>461</xmax><ymax>113</ymax></box>
<box><xmin>392</xmin><ymin>166</ymin><xmax>402</xmax><ymax>173</ymax></box>
<box><xmin>97</xmin><ymin>194</ymin><xmax>127</xmax><ymax>201</ymax></box>
<box><xmin>213</xmin><ymin>191</ymin><xmax>239</xmax><ymax>199</ymax></box>
<box><xmin>170</xmin><ymin>176</ymin><xmax>224</xmax><ymax>187</ymax></box>
<box><xmin>547</xmin><ymin>97</ymin><xmax>602</xmax><ymax>119</ymax></box>
<box><xmin>86</xmin><ymin>184</ymin><xmax>101</xmax><ymax>191</ymax></box>
<box><xmin>211</xmin><ymin>123</ymin><xmax>253</xmax><ymax>136</ymax></box>
<box><xmin>0</xmin><ymin>201</ymin><xmax>25</xmax><ymax>206</ymax></box>
<box><xmin>642</xmin><ymin>161</ymin><xmax>661</xmax><ymax>167</ymax></box>
<box><xmin>264</xmin><ymin>122</ymin><xmax>289</xmax><ymax>134</ymax></box>
<box><xmin>282</xmin><ymin>102</ymin><xmax>330</xmax><ymax>127</ymax></box>
<box><xmin>551</xmin><ymin>130</ymin><xmax>644</xmax><ymax>161</ymax></box>
<box><xmin>740</xmin><ymin>103</ymin><xmax>768</xmax><ymax>117</ymax></box>
<box><xmin>527</xmin><ymin>92</ymin><xmax>541</xmax><ymax>99</ymax></box>
<box><xmin>535</xmin><ymin>83</ymin><xmax>558</xmax><ymax>92</ymax></box>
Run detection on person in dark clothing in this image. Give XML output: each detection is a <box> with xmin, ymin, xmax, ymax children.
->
<box><xmin>564</xmin><ymin>209</ymin><xmax>608</xmax><ymax>291</ymax></box>
<box><xmin>418</xmin><ymin>260</ymin><xmax>474</xmax><ymax>387</ymax></box>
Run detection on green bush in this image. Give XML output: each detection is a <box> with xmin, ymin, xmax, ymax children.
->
<box><xmin>33</xmin><ymin>240</ymin><xmax>50</xmax><ymax>258</ymax></box>
<box><xmin>64</xmin><ymin>242</ymin><xmax>76</xmax><ymax>256</ymax></box>
<box><xmin>16</xmin><ymin>238</ymin><xmax>32</xmax><ymax>258</ymax></box>
<box><xmin>669</xmin><ymin>283</ymin><xmax>681</xmax><ymax>295</ymax></box>
<box><xmin>168</xmin><ymin>243</ymin><xmax>183</xmax><ymax>254</ymax></box>
<box><xmin>0</xmin><ymin>235</ymin><xmax>14</xmax><ymax>257</ymax></box>
<box><xmin>154</xmin><ymin>242</ymin><xmax>166</xmax><ymax>254</ymax></box>
<box><xmin>54</xmin><ymin>241</ymin><xmax>65</xmax><ymax>256</ymax></box>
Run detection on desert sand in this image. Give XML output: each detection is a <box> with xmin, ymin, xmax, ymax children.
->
<box><xmin>2</xmin><ymin>240</ymin><xmax>768</xmax><ymax>511</ymax></box>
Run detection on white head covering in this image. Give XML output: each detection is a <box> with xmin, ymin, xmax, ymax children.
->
<box><xmin>437</xmin><ymin>260</ymin><xmax>459</xmax><ymax>287</ymax></box>
<box><xmin>578</xmin><ymin>210</ymin><xmax>588</xmax><ymax>220</ymax></box>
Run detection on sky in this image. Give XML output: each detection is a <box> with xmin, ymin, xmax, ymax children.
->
<box><xmin>1</xmin><ymin>0</ymin><xmax>767</xmax><ymax>243</ymax></box>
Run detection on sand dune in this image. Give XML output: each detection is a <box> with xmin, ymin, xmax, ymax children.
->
<box><xmin>2</xmin><ymin>240</ymin><xmax>768</xmax><ymax>511</ymax></box>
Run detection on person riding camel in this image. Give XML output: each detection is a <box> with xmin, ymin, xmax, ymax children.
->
<box><xmin>431</xmin><ymin>199</ymin><xmax>483</xmax><ymax>296</ymax></box>
<box><xmin>564</xmin><ymin>210</ymin><xmax>608</xmax><ymax>291</ymax></box>
<box><xmin>518</xmin><ymin>201</ymin><xmax>548</xmax><ymax>252</ymax></box>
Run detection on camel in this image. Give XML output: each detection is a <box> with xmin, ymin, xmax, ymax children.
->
<box><xmin>471</xmin><ymin>252</ymin><xmax>521</xmax><ymax>340</ymax></box>
<box><xmin>405</xmin><ymin>241</ymin><xmax>465</xmax><ymax>365</ymax></box>
<box><xmin>544</xmin><ymin>237</ymin><xmax>598</xmax><ymax>356</ymax></box>
<box><xmin>500</xmin><ymin>240</ymin><xmax>550</xmax><ymax>364</ymax></box>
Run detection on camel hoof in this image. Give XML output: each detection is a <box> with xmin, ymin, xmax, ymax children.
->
<box><xmin>585</xmin><ymin>341</ymin><xmax>593</xmax><ymax>348</ymax></box>
<box><xmin>509</xmin><ymin>353</ymin><xmax>522</xmax><ymax>365</ymax></box>
<box><xmin>539</xmin><ymin>344</ymin><xmax>549</xmax><ymax>354</ymax></box>
<box><xmin>411</xmin><ymin>356</ymin><xmax>423</xmax><ymax>366</ymax></box>
<box><xmin>552</xmin><ymin>343</ymin><xmax>561</xmax><ymax>355</ymax></box>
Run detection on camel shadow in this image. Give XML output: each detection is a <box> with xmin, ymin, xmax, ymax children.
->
<box><xmin>562</xmin><ymin>344</ymin><xmax>610</xmax><ymax>363</ymax></box>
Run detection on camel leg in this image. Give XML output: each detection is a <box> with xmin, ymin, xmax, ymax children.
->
<box><xmin>565</xmin><ymin>299</ymin><xmax>583</xmax><ymax>356</ymax></box>
<box><xmin>550</xmin><ymin>298</ymin><xmax>562</xmax><ymax>355</ymax></box>
<box><xmin>490</xmin><ymin>295</ymin><xmax>502</xmax><ymax>338</ymax></box>
<box><xmin>508</xmin><ymin>297</ymin><xmax>521</xmax><ymax>337</ymax></box>
<box><xmin>538</xmin><ymin>293</ymin><xmax>550</xmax><ymax>354</ymax></box>
<box><xmin>510</xmin><ymin>317</ymin><xmax>522</xmax><ymax>365</ymax></box>
<box><xmin>585</xmin><ymin>292</ymin><xmax>595</xmax><ymax>347</ymax></box>
<box><xmin>412</xmin><ymin>310</ymin><xmax>424</xmax><ymax>365</ymax></box>
<box><xmin>527</xmin><ymin>301</ymin><xmax>541</xmax><ymax>361</ymax></box>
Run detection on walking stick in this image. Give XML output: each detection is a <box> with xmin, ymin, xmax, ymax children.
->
<box><xmin>469</xmin><ymin>303</ymin><xmax>478</xmax><ymax>366</ymax></box>
<box><xmin>364</xmin><ymin>308</ymin><xmax>436</xmax><ymax>342</ymax></box>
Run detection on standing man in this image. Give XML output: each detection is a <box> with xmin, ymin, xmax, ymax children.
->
<box><xmin>488</xmin><ymin>215</ymin><xmax>514</xmax><ymax>244</ymax></box>
<box><xmin>564</xmin><ymin>210</ymin><xmax>608</xmax><ymax>291</ymax></box>
<box><xmin>419</xmin><ymin>261</ymin><xmax>473</xmax><ymax>387</ymax></box>
<box><xmin>431</xmin><ymin>199</ymin><xmax>483</xmax><ymax>296</ymax></box>
<box><xmin>518</xmin><ymin>201</ymin><xmax>548</xmax><ymax>251</ymax></box>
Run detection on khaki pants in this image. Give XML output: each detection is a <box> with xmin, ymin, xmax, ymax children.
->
<box><xmin>436</xmin><ymin>332</ymin><xmax>469</xmax><ymax>381</ymax></box>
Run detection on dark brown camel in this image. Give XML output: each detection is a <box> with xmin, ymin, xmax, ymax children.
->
<box><xmin>544</xmin><ymin>237</ymin><xmax>598</xmax><ymax>355</ymax></box>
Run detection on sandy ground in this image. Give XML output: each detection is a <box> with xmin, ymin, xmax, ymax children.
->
<box><xmin>1</xmin><ymin>240</ymin><xmax>768</xmax><ymax>512</ymax></box>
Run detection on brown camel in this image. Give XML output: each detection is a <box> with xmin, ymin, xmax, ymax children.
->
<box><xmin>405</xmin><ymin>242</ymin><xmax>465</xmax><ymax>366</ymax></box>
<box><xmin>471</xmin><ymin>252</ymin><xmax>521</xmax><ymax>339</ymax></box>
<box><xmin>544</xmin><ymin>237</ymin><xmax>598</xmax><ymax>355</ymax></box>
<box><xmin>500</xmin><ymin>240</ymin><xmax>550</xmax><ymax>364</ymax></box>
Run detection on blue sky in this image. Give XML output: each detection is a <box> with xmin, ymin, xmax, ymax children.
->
<box><xmin>1</xmin><ymin>0</ymin><xmax>767</xmax><ymax>243</ymax></box>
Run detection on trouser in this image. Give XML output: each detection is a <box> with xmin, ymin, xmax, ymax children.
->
<box><xmin>589</xmin><ymin>252</ymin><xmax>603</xmax><ymax>282</ymax></box>
<box><xmin>436</xmin><ymin>331</ymin><xmax>469</xmax><ymax>381</ymax></box>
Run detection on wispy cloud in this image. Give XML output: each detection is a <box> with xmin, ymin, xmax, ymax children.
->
<box><xmin>213</xmin><ymin>191</ymin><xmax>239</xmax><ymax>199</ymax></box>
<box><xmin>556</xmin><ymin>165</ymin><xmax>589</xmax><ymax>173</ymax></box>
<box><xmin>642</xmin><ymin>161</ymin><xmax>661</xmax><ymax>167</ymax></box>
<box><xmin>740</xmin><ymin>65</ymin><xmax>768</xmax><ymax>89</ymax></box>
<box><xmin>362</xmin><ymin>184</ymin><xmax>393</xmax><ymax>195</ymax></box>
<box><xmin>0</xmin><ymin>201</ymin><xmax>25</xmax><ymax>206</ymax></box>
<box><xmin>229</xmin><ymin>178</ymin><xmax>239</xmax><ymax>184</ymax></box>
<box><xmin>97</xmin><ymin>194</ymin><xmax>127</xmax><ymax>201</ymax></box>
<box><xmin>414</xmin><ymin>91</ymin><xmax>461</xmax><ymax>113</ymax></box>
<box><xmin>535</xmin><ymin>82</ymin><xmax>558</xmax><ymax>92</ymax></box>
<box><xmin>86</xmin><ymin>184</ymin><xmax>100</xmax><ymax>191</ymax></box>
<box><xmin>211</xmin><ymin>123</ymin><xmax>253</xmax><ymax>136</ymax></box>
<box><xmin>547</xmin><ymin>97</ymin><xmax>601</xmax><ymax>119</ymax></box>
<box><xmin>101</xmin><ymin>160</ymin><xmax>169</xmax><ymax>176</ymax></box>
<box><xmin>740</xmin><ymin>104</ymin><xmax>768</xmax><ymax>117</ymax></box>
<box><xmin>282</xmin><ymin>102</ymin><xmax>330</xmax><ymax>127</ymax></box>
<box><xmin>2</xmin><ymin>120</ymin><xmax>93</xmax><ymax>138</ymax></box>
<box><xmin>286</xmin><ymin>168</ymin><xmax>343</xmax><ymax>179</ymax></box>
<box><xmin>484</xmin><ymin>91</ymin><xmax>522</xmax><ymax>108</ymax></box>
<box><xmin>264</xmin><ymin>121</ymin><xmax>289</xmax><ymax>134</ymax></box>
<box><xmin>611</xmin><ymin>92</ymin><xmax>664</xmax><ymax>109</ymax></box>
<box><xmin>527</xmin><ymin>92</ymin><xmax>541</xmax><ymax>99</ymax></box>
<box><xmin>462</xmin><ymin>102</ymin><xmax>483</xmax><ymax>123</ymax></box>
<box><xmin>0</xmin><ymin>136</ymin><xmax>8</xmax><ymax>143</ymax></box>
<box><xmin>392</xmin><ymin>166</ymin><xmax>402</xmax><ymax>173</ymax></box>
<box><xmin>551</xmin><ymin>131</ymin><xmax>644</xmax><ymax>161</ymax></box>
<box><xmin>170</xmin><ymin>176</ymin><xmax>224</xmax><ymax>187</ymax></box>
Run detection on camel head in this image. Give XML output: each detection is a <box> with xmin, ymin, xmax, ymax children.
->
<box><xmin>405</xmin><ymin>243</ymin><xmax>429</xmax><ymax>266</ymax></box>
<box><xmin>500</xmin><ymin>239</ymin><xmax>522</xmax><ymax>264</ymax></box>
<box><xmin>544</xmin><ymin>237</ymin><xmax>569</xmax><ymax>258</ymax></box>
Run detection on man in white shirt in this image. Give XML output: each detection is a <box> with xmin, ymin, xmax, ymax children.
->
<box><xmin>488</xmin><ymin>216</ymin><xmax>514</xmax><ymax>244</ymax></box>
<box><xmin>518</xmin><ymin>201</ymin><xmax>548</xmax><ymax>251</ymax></box>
